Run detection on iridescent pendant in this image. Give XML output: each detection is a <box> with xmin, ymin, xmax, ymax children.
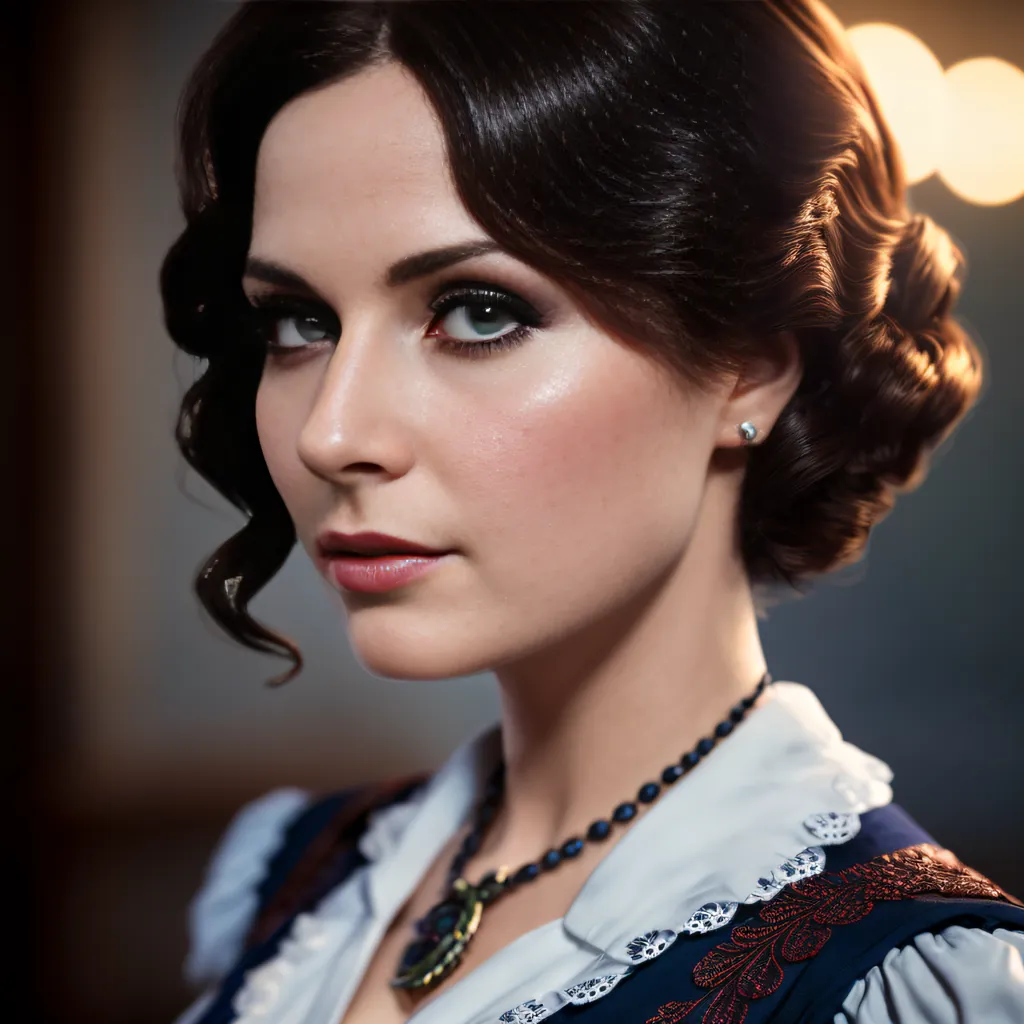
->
<box><xmin>390</xmin><ymin>868</ymin><xmax>509</xmax><ymax>990</ymax></box>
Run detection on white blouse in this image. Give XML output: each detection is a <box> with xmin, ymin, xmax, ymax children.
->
<box><xmin>174</xmin><ymin>682</ymin><xmax>1024</xmax><ymax>1023</ymax></box>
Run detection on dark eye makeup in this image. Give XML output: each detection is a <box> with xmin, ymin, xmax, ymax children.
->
<box><xmin>242</xmin><ymin>279</ymin><xmax>549</xmax><ymax>362</ymax></box>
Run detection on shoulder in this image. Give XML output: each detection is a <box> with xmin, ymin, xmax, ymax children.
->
<box><xmin>183</xmin><ymin>787</ymin><xmax>314</xmax><ymax>987</ymax></box>
<box><xmin>802</xmin><ymin>815</ymin><xmax>1024</xmax><ymax>1023</ymax></box>
<box><xmin>625</xmin><ymin>807</ymin><xmax>1024</xmax><ymax>1024</ymax></box>
<box><xmin>835</xmin><ymin>924</ymin><xmax>1024</xmax><ymax>1023</ymax></box>
<box><xmin>182</xmin><ymin>773</ymin><xmax>430</xmax><ymax>989</ymax></box>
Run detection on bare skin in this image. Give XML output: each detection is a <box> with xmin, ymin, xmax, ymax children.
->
<box><xmin>246</xmin><ymin>61</ymin><xmax>802</xmax><ymax>1022</ymax></box>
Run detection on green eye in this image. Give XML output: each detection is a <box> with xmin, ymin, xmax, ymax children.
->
<box><xmin>246</xmin><ymin>297</ymin><xmax>338</xmax><ymax>355</ymax></box>
<box><xmin>428</xmin><ymin>285</ymin><xmax>544</xmax><ymax>358</ymax></box>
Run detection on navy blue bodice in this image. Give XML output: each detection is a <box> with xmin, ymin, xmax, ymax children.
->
<box><xmin>191</xmin><ymin>787</ymin><xmax>1024</xmax><ymax>1024</ymax></box>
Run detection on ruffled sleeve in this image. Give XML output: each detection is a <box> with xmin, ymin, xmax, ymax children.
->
<box><xmin>835</xmin><ymin>925</ymin><xmax>1024</xmax><ymax>1023</ymax></box>
<box><xmin>183</xmin><ymin>787</ymin><xmax>312</xmax><ymax>987</ymax></box>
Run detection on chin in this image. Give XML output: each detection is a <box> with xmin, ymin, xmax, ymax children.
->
<box><xmin>345</xmin><ymin>611</ymin><xmax>499</xmax><ymax>682</ymax></box>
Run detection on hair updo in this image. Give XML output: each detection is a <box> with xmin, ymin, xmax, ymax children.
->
<box><xmin>160</xmin><ymin>0</ymin><xmax>983</xmax><ymax>684</ymax></box>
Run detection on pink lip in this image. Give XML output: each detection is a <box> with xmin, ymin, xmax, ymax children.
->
<box><xmin>316</xmin><ymin>529</ymin><xmax>449</xmax><ymax>558</ymax></box>
<box><xmin>323</xmin><ymin>552</ymin><xmax>454</xmax><ymax>594</ymax></box>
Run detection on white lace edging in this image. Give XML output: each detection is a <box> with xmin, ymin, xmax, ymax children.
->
<box><xmin>497</xmin><ymin>811</ymin><xmax>860</xmax><ymax>1023</ymax></box>
<box><xmin>184</xmin><ymin>787</ymin><xmax>311</xmax><ymax>986</ymax></box>
<box><xmin>233</xmin><ymin>912</ymin><xmax>339</xmax><ymax>1019</ymax></box>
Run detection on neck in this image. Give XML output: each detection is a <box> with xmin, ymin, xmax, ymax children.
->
<box><xmin>478</xmin><ymin>475</ymin><xmax>772</xmax><ymax>869</ymax></box>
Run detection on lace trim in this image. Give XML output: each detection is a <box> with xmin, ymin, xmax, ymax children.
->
<box><xmin>229</xmin><ymin>809</ymin><xmax>862</xmax><ymax>1022</ymax></box>
<box><xmin>233</xmin><ymin>913</ymin><xmax>337</xmax><ymax>1019</ymax></box>
<box><xmin>647</xmin><ymin>844</ymin><xmax>1022</xmax><ymax>1024</ymax></box>
<box><xmin>497</xmin><ymin>811</ymin><xmax>859</xmax><ymax>1022</ymax></box>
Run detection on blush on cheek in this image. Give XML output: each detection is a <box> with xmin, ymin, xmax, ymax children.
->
<box><xmin>456</xmin><ymin>351</ymin><xmax>703</xmax><ymax>606</ymax></box>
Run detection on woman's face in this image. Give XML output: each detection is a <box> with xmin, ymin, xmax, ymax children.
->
<box><xmin>247</xmin><ymin>62</ymin><xmax>734</xmax><ymax>681</ymax></box>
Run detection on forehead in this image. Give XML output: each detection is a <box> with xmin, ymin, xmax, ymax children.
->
<box><xmin>251</xmin><ymin>62</ymin><xmax>477</xmax><ymax>266</ymax></box>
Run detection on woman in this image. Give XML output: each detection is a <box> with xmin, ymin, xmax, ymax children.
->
<box><xmin>162</xmin><ymin>2</ymin><xmax>1024</xmax><ymax>1022</ymax></box>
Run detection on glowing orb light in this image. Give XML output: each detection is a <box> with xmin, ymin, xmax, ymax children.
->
<box><xmin>939</xmin><ymin>57</ymin><xmax>1024</xmax><ymax>206</ymax></box>
<box><xmin>847</xmin><ymin>23</ymin><xmax>948</xmax><ymax>184</ymax></box>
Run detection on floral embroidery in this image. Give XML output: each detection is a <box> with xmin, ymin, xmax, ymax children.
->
<box><xmin>627</xmin><ymin>930</ymin><xmax>678</xmax><ymax>961</ymax></box>
<box><xmin>644</xmin><ymin>843</ymin><xmax>1021</xmax><ymax>1024</ymax></box>
<box><xmin>497</xmin><ymin>811</ymin><xmax>862</xmax><ymax>1022</ymax></box>
<box><xmin>680</xmin><ymin>903</ymin><xmax>738</xmax><ymax>935</ymax></box>
<box><xmin>744</xmin><ymin>846</ymin><xmax>825</xmax><ymax>902</ymax></box>
<box><xmin>804</xmin><ymin>811</ymin><xmax>858</xmax><ymax>844</ymax></box>
<box><xmin>566</xmin><ymin>973</ymin><xmax>629</xmax><ymax>1004</ymax></box>
<box><xmin>498</xmin><ymin>999</ymin><xmax>552</xmax><ymax>1023</ymax></box>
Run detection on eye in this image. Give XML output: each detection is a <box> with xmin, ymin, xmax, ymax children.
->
<box><xmin>432</xmin><ymin>293</ymin><xmax>520</xmax><ymax>343</ymax></box>
<box><xmin>277</xmin><ymin>315</ymin><xmax>332</xmax><ymax>348</ymax></box>
<box><xmin>427</xmin><ymin>285</ymin><xmax>544</xmax><ymax>357</ymax></box>
<box><xmin>245</xmin><ymin>296</ymin><xmax>338</xmax><ymax>355</ymax></box>
<box><xmin>244</xmin><ymin>284</ymin><xmax>545</xmax><ymax>362</ymax></box>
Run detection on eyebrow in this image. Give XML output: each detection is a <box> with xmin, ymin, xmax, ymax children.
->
<box><xmin>243</xmin><ymin>239</ymin><xmax>504</xmax><ymax>295</ymax></box>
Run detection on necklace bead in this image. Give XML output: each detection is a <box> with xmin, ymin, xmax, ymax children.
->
<box><xmin>587</xmin><ymin>818</ymin><xmax>612</xmax><ymax>841</ymax></box>
<box><xmin>612</xmin><ymin>801</ymin><xmax>638</xmax><ymax>822</ymax></box>
<box><xmin>637</xmin><ymin>782</ymin><xmax>661</xmax><ymax>803</ymax></box>
<box><xmin>513</xmin><ymin>863</ymin><xmax>540</xmax><ymax>885</ymax></box>
<box><xmin>561</xmin><ymin>837</ymin><xmax>585</xmax><ymax>858</ymax></box>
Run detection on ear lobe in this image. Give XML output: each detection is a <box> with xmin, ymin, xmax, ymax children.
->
<box><xmin>717</xmin><ymin>331</ymin><xmax>802</xmax><ymax>447</ymax></box>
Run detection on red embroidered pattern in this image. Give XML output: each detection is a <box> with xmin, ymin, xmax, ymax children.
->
<box><xmin>645</xmin><ymin>844</ymin><xmax>1021</xmax><ymax>1024</ymax></box>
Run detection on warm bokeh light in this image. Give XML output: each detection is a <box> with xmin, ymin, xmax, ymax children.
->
<box><xmin>847</xmin><ymin>23</ymin><xmax>948</xmax><ymax>184</ymax></box>
<box><xmin>939</xmin><ymin>57</ymin><xmax>1024</xmax><ymax>206</ymax></box>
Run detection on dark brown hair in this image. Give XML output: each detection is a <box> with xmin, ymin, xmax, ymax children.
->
<box><xmin>160</xmin><ymin>0</ymin><xmax>983</xmax><ymax>685</ymax></box>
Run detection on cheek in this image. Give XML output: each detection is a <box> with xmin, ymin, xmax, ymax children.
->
<box><xmin>448</xmin><ymin>350</ymin><xmax>712</xmax><ymax>605</ymax></box>
<box><xmin>255</xmin><ymin>375</ymin><xmax>312</xmax><ymax>514</ymax></box>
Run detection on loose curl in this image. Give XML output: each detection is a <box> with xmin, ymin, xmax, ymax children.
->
<box><xmin>160</xmin><ymin>0</ymin><xmax>983</xmax><ymax>685</ymax></box>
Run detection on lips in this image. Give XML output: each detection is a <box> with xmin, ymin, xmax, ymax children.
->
<box><xmin>317</xmin><ymin>534</ymin><xmax>455</xmax><ymax>594</ymax></box>
<box><xmin>316</xmin><ymin>529</ymin><xmax>451</xmax><ymax>558</ymax></box>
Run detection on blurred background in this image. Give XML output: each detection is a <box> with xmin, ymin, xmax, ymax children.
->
<box><xmin>8</xmin><ymin>1</ymin><xmax>1024</xmax><ymax>1021</ymax></box>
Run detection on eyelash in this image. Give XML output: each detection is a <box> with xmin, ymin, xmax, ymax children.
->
<box><xmin>244</xmin><ymin>282</ymin><xmax>545</xmax><ymax>362</ymax></box>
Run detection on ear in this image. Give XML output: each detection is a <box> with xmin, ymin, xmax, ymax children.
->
<box><xmin>715</xmin><ymin>331</ymin><xmax>803</xmax><ymax>449</ymax></box>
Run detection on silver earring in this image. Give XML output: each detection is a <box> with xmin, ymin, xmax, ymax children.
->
<box><xmin>738</xmin><ymin>421</ymin><xmax>758</xmax><ymax>444</ymax></box>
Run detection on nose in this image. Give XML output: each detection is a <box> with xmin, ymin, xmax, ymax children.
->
<box><xmin>296</xmin><ymin>324</ymin><xmax>416</xmax><ymax>485</ymax></box>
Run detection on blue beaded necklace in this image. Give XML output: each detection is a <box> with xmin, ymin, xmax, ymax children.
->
<box><xmin>390</xmin><ymin>671</ymin><xmax>773</xmax><ymax>991</ymax></box>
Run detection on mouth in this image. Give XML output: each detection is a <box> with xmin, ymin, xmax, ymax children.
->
<box><xmin>316</xmin><ymin>529</ymin><xmax>452</xmax><ymax>559</ymax></box>
<box><xmin>319</xmin><ymin>546</ymin><xmax>455</xmax><ymax>595</ymax></box>
<box><xmin>315</xmin><ymin>529</ymin><xmax>457</xmax><ymax>594</ymax></box>
<box><xmin>326</xmin><ymin>551</ymin><xmax>447</xmax><ymax>563</ymax></box>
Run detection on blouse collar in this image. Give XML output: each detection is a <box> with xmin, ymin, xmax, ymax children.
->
<box><xmin>356</xmin><ymin>681</ymin><xmax>893</xmax><ymax>960</ymax></box>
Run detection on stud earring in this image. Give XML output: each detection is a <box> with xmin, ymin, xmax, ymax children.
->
<box><xmin>738</xmin><ymin>421</ymin><xmax>758</xmax><ymax>445</ymax></box>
